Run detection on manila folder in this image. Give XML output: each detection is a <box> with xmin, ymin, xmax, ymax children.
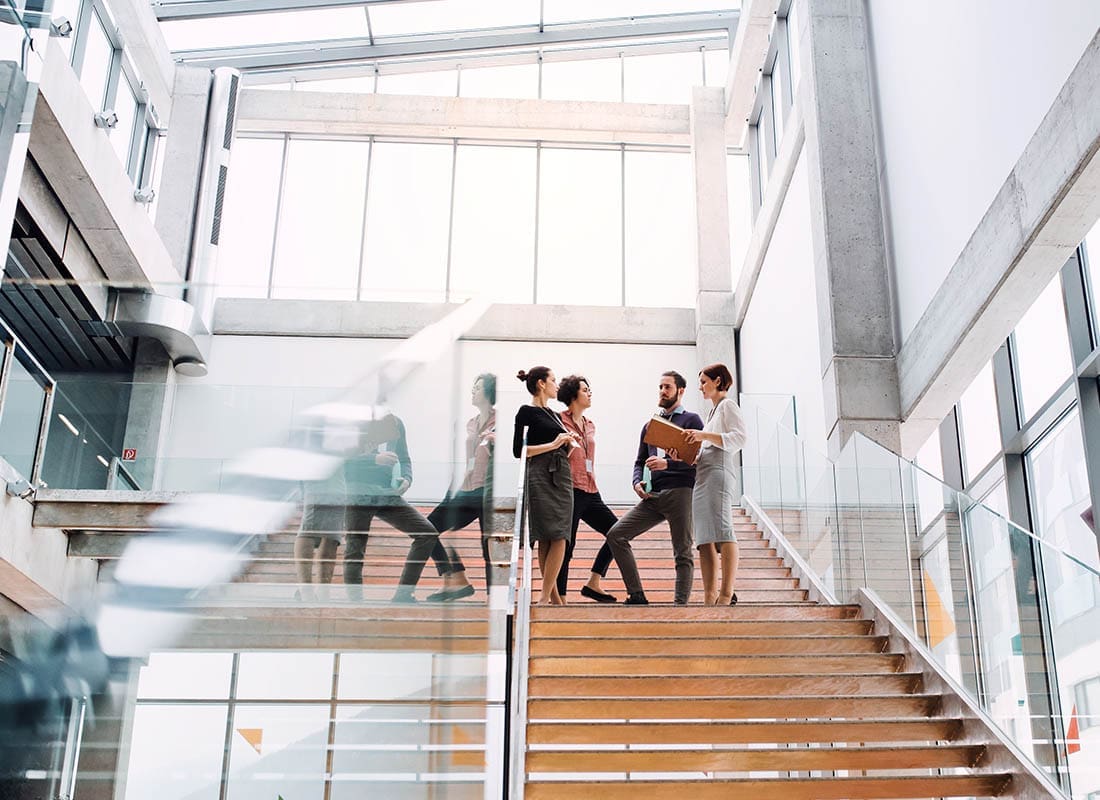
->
<box><xmin>643</xmin><ymin>415</ymin><xmax>701</xmax><ymax>465</ymax></box>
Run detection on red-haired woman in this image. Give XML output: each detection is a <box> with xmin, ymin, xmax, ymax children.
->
<box><xmin>682</xmin><ymin>363</ymin><xmax>748</xmax><ymax>605</ymax></box>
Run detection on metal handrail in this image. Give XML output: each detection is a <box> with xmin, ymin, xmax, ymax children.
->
<box><xmin>506</xmin><ymin>431</ymin><xmax>531</xmax><ymax>800</ymax></box>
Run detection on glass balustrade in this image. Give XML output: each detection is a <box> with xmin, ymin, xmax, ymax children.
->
<box><xmin>740</xmin><ymin>399</ymin><xmax>1100</xmax><ymax>797</ymax></box>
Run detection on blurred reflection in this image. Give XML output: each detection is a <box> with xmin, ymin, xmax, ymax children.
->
<box><xmin>420</xmin><ymin>373</ymin><xmax>496</xmax><ymax>601</ymax></box>
<box><xmin>340</xmin><ymin>412</ymin><xmax>442</xmax><ymax>602</ymax></box>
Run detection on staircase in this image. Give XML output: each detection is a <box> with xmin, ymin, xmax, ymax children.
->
<box><xmin>522</xmin><ymin>506</ymin><xmax>1025</xmax><ymax>799</ymax></box>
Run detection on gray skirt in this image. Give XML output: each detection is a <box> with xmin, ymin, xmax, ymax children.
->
<box><xmin>526</xmin><ymin>448</ymin><xmax>573</xmax><ymax>545</ymax></box>
<box><xmin>692</xmin><ymin>445</ymin><xmax>738</xmax><ymax>546</ymax></box>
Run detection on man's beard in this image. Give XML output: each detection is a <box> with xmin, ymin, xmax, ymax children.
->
<box><xmin>658</xmin><ymin>395</ymin><xmax>677</xmax><ymax>409</ymax></box>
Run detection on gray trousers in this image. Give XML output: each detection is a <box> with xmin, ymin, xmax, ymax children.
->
<box><xmin>606</xmin><ymin>487</ymin><xmax>694</xmax><ymax>604</ymax></box>
<box><xmin>343</xmin><ymin>499</ymin><xmax>439</xmax><ymax>587</ymax></box>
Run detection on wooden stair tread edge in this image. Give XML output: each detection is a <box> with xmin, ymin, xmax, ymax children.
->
<box><xmin>525</xmin><ymin>744</ymin><xmax>988</xmax><ymax>771</ymax></box>
<box><xmin>523</xmin><ymin>774</ymin><xmax>1013</xmax><ymax>800</ymax></box>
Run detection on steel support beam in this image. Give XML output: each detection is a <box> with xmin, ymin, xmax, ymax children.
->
<box><xmin>171</xmin><ymin>11</ymin><xmax>738</xmax><ymax>71</ymax></box>
<box><xmin>155</xmin><ymin>0</ymin><xmax>419</xmax><ymax>21</ymax></box>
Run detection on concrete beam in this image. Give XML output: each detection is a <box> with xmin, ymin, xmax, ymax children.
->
<box><xmin>19</xmin><ymin>158</ymin><xmax>111</xmax><ymax>316</ymax></box>
<box><xmin>30</xmin><ymin>40</ymin><xmax>182</xmax><ymax>287</ymax></box>
<box><xmin>32</xmin><ymin>490</ymin><xmax>183</xmax><ymax>530</ymax></box>
<box><xmin>897</xmin><ymin>30</ymin><xmax>1100</xmax><ymax>447</ymax></box>
<box><xmin>237</xmin><ymin>89</ymin><xmax>693</xmax><ymax>146</ymax></box>
<box><xmin>213</xmin><ymin>298</ymin><xmax>697</xmax><ymax>344</ymax></box>
<box><xmin>724</xmin><ymin>0</ymin><xmax>780</xmax><ymax>148</ymax></box>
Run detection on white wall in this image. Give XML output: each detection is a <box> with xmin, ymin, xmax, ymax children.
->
<box><xmin>739</xmin><ymin>149</ymin><xmax>827</xmax><ymax>452</ymax></box>
<box><xmin>867</xmin><ymin>0</ymin><xmax>1100</xmax><ymax>343</ymax></box>
<box><xmin>167</xmin><ymin>335</ymin><xmax>696</xmax><ymax>504</ymax></box>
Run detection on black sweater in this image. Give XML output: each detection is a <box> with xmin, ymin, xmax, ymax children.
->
<box><xmin>513</xmin><ymin>404</ymin><xmax>566</xmax><ymax>458</ymax></box>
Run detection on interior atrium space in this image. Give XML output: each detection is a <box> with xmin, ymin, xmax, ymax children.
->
<box><xmin>1</xmin><ymin>0</ymin><xmax>1099</xmax><ymax>798</ymax></box>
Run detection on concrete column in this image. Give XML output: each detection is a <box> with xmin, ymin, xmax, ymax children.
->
<box><xmin>801</xmin><ymin>0</ymin><xmax>899</xmax><ymax>456</ymax></box>
<box><xmin>154</xmin><ymin>66</ymin><xmax>212</xmax><ymax>278</ymax></box>
<box><xmin>690</xmin><ymin>86</ymin><xmax>738</xmax><ymax>388</ymax></box>
<box><xmin>120</xmin><ymin>340</ymin><xmax>177</xmax><ymax>490</ymax></box>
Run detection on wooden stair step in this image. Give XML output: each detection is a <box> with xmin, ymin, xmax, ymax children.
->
<box><xmin>528</xmin><ymin>673</ymin><xmax>923</xmax><ymax>697</ymax></box>
<box><xmin>526</xmin><ymin>717</ymin><xmax>962</xmax><ymax>744</ymax></box>
<box><xmin>531</xmin><ymin>619</ymin><xmax>874</xmax><ymax>637</ymax></box>
<box><xmin>528</xmin><ymin>653</ymin><xmax>906</xmax><ymax>676</ymax></box>
<box><xmin>524</xmin><ymin>774</ymin><xmax>1012</xmax><ymax>799</ymax></box>
<box><xmin>530</xmin><ymin>634</ymin><xmax>889</xmax><ymax>656</ymax></box>
<box><xmin>531</xmin><ymin>604</ymin><xmax>861</xmax><ymax>622</ymax></box>
<box><xmin>525</xmin><ymin>744</ymin><xmax>986</xmax><ymax>772</ymax></box>
<box><xmin>527</xmin><ymin>694</ymin><xmax>942</xmax><ymax>721</ymax></box>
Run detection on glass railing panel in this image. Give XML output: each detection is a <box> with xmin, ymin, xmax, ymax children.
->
<box><xmin>903</xmin><ymin>460</ymin><xmax>977</xmax><ymax>692</ymax></box>
<box><xmin>830</xmin><ymin>426</ymin><xmax>864</xmax><ymax>601</ymax></box>
<box><xmin>851</xmin><ymin>434</ymin><xmax>916</xmax><ymax>629</ymax></box>
<box><xmin>800</xmin><ymin>443</ymin><xmax>839</xmax><ymax>597</ymax></box>
<box><xmin>737</xmin><ymin>405</ymin><xmax>1100</xmax><ymax>795</ymax></box>
<box><xmin>0</xmin><ymin>295</ymin><xmax>514</xmax><ymax>798</ymax></box>
<box><xmin>1039</xmin><ymin>533</ymin><xmax>1100</xmax><ymax>798</ymax></box>
<box><xmin>0</xmin><ymin>343</ymin><xmax>50</xmax><ymax>480</ymax></box>
<box><xmin>754</xmin><ymin>408</ymin><xmax>783</xmax><ymax>513</ymax></box>
<box><xmin>963</xmin><ymin>502</ymin><xmax>1049</xmax><ymax>765</ymax></box>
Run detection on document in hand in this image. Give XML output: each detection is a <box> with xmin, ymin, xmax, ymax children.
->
<box><xmin>643</xmin><ymin>415</ymin><xmax>701</xmax><ymax>465</ymax></box>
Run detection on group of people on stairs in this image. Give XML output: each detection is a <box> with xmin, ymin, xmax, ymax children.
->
<box><xmin>292</xmin><ymin>363</ymin><xmax>746</xmax><ymax>607</ymax></box>
<box><xmin>513</xmin><ymin>365</ymin><xmax>748</xmax><ymax>606</ymax></box>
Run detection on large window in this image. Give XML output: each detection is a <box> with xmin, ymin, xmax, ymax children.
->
<box><xmin>449</xmin><ymin>144</ymin><xmax>537</xmax><ymax>303</ymax></box>
<box><xmin>126</xmin><ymin>650</ymin><xmax>491</xmax><ymax>800</ymax></box>
<box><xmin>78</xmin><ymin>8</ymin><xmax>113</xmax><ymax>112</ymax></box>
<box><xmin>747</xmin><ymin>5</ymin><xmax>797</xmax><ymax>216</ymax></box>
<box><xmin>214</xmin><ymin>138</ymin><xmax>283</xmax><ymax>298</ymax></box>
<box><xmin>541</xmin><ymin>56</ymin><xmax>622</xmax><ymax>102</ymax></box>
<box><xmin>958</xmin><ymin>363</ymin><xmax>1001</xmax><ymax>482</ymax></box>
<box><xmin>361</xmin><ymin>141</ymin><xmax>453</xmax><ymax>302</ymax></box>
<box><xmin>218</xmin><ymin>137</ymin><xmax>704</xmax><ymax>307</ymax></box>
<box><xmin>61</xmin><ymin>0</ymin><xmax>160</xmax><ymax>190</ymax></box>
<box><xmin>1027</xmin><ymin>411</ymin><xmax>1096</xmax><ymax>571</ymax></box>
<box><xmin>624</xmin><ymin>150</ymin><xmax>696</xmax><ymax>307</ymax></box>
<box><xmin>537</xmin><ymin>147</ymin><xmax>622</xmax><ymax>305</ymax></box>
<box><xmin>623</xmin><ymin>51</ymin><xmax>704</xmax><ymax>104</ymax></box>
<box><xmin>271</xmin><ymin>138</ymin><xmax>370</xmax><ymax>301</ymax></box>
<box><xmin>1013</xmin><ymin>275</ymin><xmax>1073</xmax><ymax>422</ymax></box>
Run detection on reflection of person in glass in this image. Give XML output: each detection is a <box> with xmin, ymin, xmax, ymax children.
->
<box><xmin>556</xmin><ymin>375</ymin><xmax>619</xmax><ymax>603</ymax></box>
<box><xmin>342</xmin><ymin>414</ymin><xmax>444</xmax><ymax>603</ymax></box>
<box><xmin>513</xmin><ymin>367</ymin><xmax>578</xmax><ymax>606</ymax></box>
<box><xmin>413</xmin><ymin>374</ymin><xmax>496</xmax><ymax>602</ymax></box>
<box><xmin>294</xmin><ymin>498</ymin><xmax>342</xmax><ymax>598</ymax></box>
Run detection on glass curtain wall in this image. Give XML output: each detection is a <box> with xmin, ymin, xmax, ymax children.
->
<box><xmin>216</xmin><ymin>138</ymin><xmax>698</xmax><ymax>307</ymax></box>
<box><xmin>909</xmin><ymin>230</ymin><xmax>1100</xmax><ymax>795</ymax></box>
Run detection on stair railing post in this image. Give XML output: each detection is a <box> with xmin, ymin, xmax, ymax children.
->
<box><xmin>505</xmin><ymin>432</ymin><xmax>531</xmax><ymax>800</ymax></box>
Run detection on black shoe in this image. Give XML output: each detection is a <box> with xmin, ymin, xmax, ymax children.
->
<box><xmin>624</xmin><ymin>592</ymin><xmax>649</xmax><ymax>605</ymax></box>
<box><xmin>427</xmin><ymin>584</ymin><xmax>476</xmax><ymax>603</ymax></box>
<box><xmin>729</xmin><ymin>593</ymin><xmax>738</xmax><ymax>606</ymax></box>
<box><xmin>581</xmin><ymin>585</ymin><xmax>618</xmax><ymax>603</ymax></box>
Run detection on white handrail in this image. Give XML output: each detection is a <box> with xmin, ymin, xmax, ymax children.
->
<box><xmin>506</xmin><ymin>431</ymin><xmax>532</xmax><ymax>799</ymax></box>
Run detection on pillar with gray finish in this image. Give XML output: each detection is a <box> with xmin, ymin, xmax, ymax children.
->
<box><xmin>690</xmin><ymin>86</ymin><xmax>738</xmax><ymax>388</ymax></box>
<box><xmin>801</xmin><ymin>0</ymin><xmax>900</xmax><ymax>455</ymax></box>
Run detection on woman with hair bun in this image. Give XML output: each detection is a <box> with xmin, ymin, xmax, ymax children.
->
<box><xmin>513</xmin><ymin>366</ymin><xmax>578</xmax><ymax>605</ymax></box>
<box><xmin>682</xmin><ymin>363</ymin><xmax>748</xmax><ymax>606</ymax></box>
